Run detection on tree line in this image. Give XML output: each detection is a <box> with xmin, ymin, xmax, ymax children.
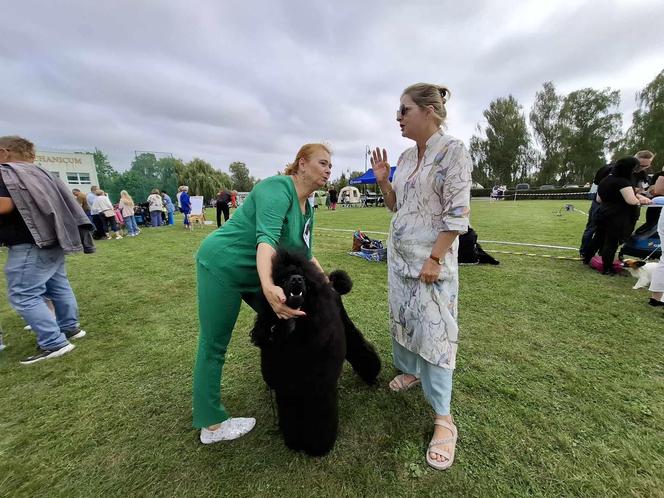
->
<box><xmin>94</xmin><ymin>152</ymin><xmax>257</xmax><ymax>202</ymax></box>
<box><xmin>94</xmin><ymin>150</ymin><xmax>366</xmax><ymax>203</ymax></box>
<box><xmin>470</xmin><ymin>68</ymin><xmax>664</xmax><ymax>188</ymax></box>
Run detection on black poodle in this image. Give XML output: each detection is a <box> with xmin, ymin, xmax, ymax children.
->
<box><xmin>250</xmin><ymin>249</ymin><xmax>381</xmax><ymax>456</ymax></box>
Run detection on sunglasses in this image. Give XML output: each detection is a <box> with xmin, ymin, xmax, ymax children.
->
<box><xmin>396</xmin><ymin>104</ymin><xmax>413</xmax><ymax>118</ymax></box>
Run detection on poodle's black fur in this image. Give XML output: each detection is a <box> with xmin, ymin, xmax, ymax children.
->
<box><xmin>250</xmin><ymin>249</ymin><xmax>381</xmax><ymax>456</ymax></box>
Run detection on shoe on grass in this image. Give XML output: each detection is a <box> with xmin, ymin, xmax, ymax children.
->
<box><xmin>389</xmin><ymin>373</ymin><xmax>421</xmax><ymax>392</ymax></box>
<box><xmin>200</xmin><ymin>417</ymin><xmax>256</xmax><ymax>444</ymax></box>
<box><xmin>20</xmin><ymin>343</ymin><xmax>75</xmax><ymax>365</ymax></box>
<box><xmin>65</xmin><ymin>329</ymin><xmax>87</xmax><ymax>340</ymax></box>
<box><xmin>648</xmin><ymin>298</ymin><xmax>664</xmax><ymax>307</ymax></box>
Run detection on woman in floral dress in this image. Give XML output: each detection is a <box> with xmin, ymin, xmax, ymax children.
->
<box><xmin>371</xmin><ymin>82</ymin><xmax>472</xmax><ymax>470</ymax></box>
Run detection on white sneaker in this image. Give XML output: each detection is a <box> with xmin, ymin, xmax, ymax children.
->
<box><xmin>115</xmin><ymin>235</ymin><xmax>123</xmax><ymax>239</ymax></box>
<box><xmin>200</xmin><ymin>417</ymin><xmax>256</xmax><ymax>444</ymax></box>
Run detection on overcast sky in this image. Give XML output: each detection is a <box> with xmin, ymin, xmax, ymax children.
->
<box><xmin>2</xmin><ymin>0</ymin><xmax>664</xmax><ymax>180</ymax></box>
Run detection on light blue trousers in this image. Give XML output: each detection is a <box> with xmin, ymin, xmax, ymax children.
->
<box><xmin>4</xmin><ymin>244</ymin><xmax>79</xmax><ymax>350</ymax></box>
<box><xmin>392</xmin><ymin>338</ymin><xmax>453</xmax><ymax>416</ymax></box>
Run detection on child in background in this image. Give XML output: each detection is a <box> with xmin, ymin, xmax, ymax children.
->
<box><xmin>119</xmin><ymin>190</ymin><xmax>139</xmax><ymax>236</ymax></box>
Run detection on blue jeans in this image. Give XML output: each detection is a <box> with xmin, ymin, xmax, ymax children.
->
<box><xmin>4</xmin><ymin>244</ymin><xmax>78</xmax><ymax>350</ymax></box>
<box><xmin>150</xmin><ymin>211</ymin><xmax>162</xmax><ymax>227</ymax></box>
<box><xmin>167</xmin><ymin>211</ymin><xmax>174</xmax><ymax>225</ymax></box>
<box><xmin>124</xmin><ymin>215</ymin><xmax>138</xmax><ymax>235</ymax></box>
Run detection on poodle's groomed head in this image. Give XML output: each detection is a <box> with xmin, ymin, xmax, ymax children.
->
<box><xmin>272</xmin><ymin>249</ymin><xmax>326</xmax><ymax>309</ymax></box>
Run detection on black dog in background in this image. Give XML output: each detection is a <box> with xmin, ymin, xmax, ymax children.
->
<box><xmin>250</xmin><ymin>249</ymin><xmax>381</xmax><ymax>456</ymax></box>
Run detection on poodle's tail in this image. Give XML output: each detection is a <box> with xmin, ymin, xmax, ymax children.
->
<box><xmin>329</xmin><ymin>270</ymin><xmax>352</xmax><ymax>295</ymax></box>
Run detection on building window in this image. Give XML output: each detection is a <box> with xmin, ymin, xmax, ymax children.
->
<box><xmin>50</xmin><ymin>171</ymin><xmax>60</xmax><ymax>178</ymax></box>
<box><xmin>66</xmin><ymin>172</ymin><xmax>91</xmax><ymax>185</ymax></box>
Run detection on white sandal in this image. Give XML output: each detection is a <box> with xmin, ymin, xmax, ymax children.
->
<box><xmin>426</xmin><ymin>418</ymin><xmax>457</xmax><ymax>470</ymax></box>
<box><xmin>388</xmin><ymin>373</ymin><xmax>420</xmax><ymax>392</ymax></box>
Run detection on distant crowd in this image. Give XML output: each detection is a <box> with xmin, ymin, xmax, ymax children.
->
<box><xmin>68</xmin><ymin>185</ymin><xmax>236</xmax><ymax>238</ymax></box>
<box><xmin>71</xmin><ymin>185</ymin><xmax>188</xmax><ymax>238</ymax></box>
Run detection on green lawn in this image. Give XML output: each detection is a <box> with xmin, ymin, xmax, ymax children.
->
<box><xmin>0</xmin><ymin>201</ymin><xmax>662</xmax><ymax>497</ymax></box>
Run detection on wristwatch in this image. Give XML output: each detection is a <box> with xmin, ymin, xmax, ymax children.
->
<box><xmin>429</xmin><ymin>254</ymin><xmax>442</xmax><ymax>265</ymax></box>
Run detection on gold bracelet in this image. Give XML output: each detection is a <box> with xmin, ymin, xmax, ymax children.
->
<box><xmin>381</xmin><ymin>186</ymin><xmax>394</xmax><ymax>196</ymax></box>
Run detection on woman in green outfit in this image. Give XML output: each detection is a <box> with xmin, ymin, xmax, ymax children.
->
<box><xmin>193</xmin><ymin>143</ymin><xmax>332</xmax><ymax>444</ymax></box>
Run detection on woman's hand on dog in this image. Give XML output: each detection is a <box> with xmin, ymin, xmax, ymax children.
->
<box><xmin>418</xmin><ymin>259</ymin><xmax>441</xmax><ymax>284</ymax></box>
<box><xmin>264</xmin><ymin>284</ymin><xmax>306</xmax><ymax>320</ymax></box>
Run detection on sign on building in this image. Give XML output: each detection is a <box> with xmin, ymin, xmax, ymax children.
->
<box><xmin>34</xmin><ymin>151</ymin><xmax>99</xmax><ymax>191</ymax></box>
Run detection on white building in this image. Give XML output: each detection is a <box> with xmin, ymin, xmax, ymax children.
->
<box><xmin>34</xmin><ymin>150</ymin><xmax>99</xmax><ymax>192</ymax></box>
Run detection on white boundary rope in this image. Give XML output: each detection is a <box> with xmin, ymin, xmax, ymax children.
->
<box><xmin>514</xmin><ymin>192</ymin><xmax>589</xmax><ymax>197</ymax></box>
<box><xmin>490</xmin><ymin>250</ymin><xmax>581</xmax><ymax>261</ymax></box>
<box><xmin>315</xmin><ymin>227</ymin><xmax>578</xmax><ymax>251</ymax></box>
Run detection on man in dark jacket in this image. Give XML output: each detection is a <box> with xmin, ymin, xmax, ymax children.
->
<box><xmin>215</xmin><ymin>188</ymin><xmax>231</xmax><ymax>227</ymax></box>
<box><xmin>0</xmin><ymin>135</ymin><xmax>89</xmax><ymax>365</ymax></box>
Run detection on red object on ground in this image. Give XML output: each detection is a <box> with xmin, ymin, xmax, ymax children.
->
<box><xmin>589</xmin><ymin>256</ymin><xmax>622</xmax><ymax>273</ymax></box>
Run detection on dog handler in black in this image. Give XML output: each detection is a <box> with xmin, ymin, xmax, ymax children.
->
<box><xmin>192</xmin><ymin>143</ymin><xmax>332</xmax><ymax>444</ymax></box>
<box><xmin>586</xmin><ymin>157</ymin><xmax>652</xmax><ymax>273</ymax></box>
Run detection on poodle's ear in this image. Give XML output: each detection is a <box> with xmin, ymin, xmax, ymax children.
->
<box><xmin>329</xmin><ymin>270</ymin><xmax>352</xmax><ymax>295</ymax></box>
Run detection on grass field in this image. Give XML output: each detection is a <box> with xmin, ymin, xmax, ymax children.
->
<box><xmin>0</xmin><ymin>200</ymin><xmax>662</xmax><ymax>497</ymax></box>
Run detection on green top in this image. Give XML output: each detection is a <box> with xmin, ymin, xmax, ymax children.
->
<box><xmin>196</xmin><ymin>175</ymin><xmax>314</xmax><ymax>290</ymax></box>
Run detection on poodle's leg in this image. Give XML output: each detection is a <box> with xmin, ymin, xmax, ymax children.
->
<box><xmin>337</xmin><ymin>295</ymin><xmax>382</xmax><ymax>384</ymax></box>
<box><xmin>301</xmin><ymin>387</ymin><xmax>339</xmax><ymax>457</ymax></box>
<box><xmin>275</xmin><ymin>391</ymin><xmax>305</xmax><ymax>451</ymax></box>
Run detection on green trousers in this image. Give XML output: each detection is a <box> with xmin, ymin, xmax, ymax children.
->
<box><xmin>192</xmin><ymin>263</ymin><xmax>264</xmax><ymax>429</ymax></box>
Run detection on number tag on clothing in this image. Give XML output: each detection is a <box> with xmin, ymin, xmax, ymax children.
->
<box><xmin>303</xmin><ymin>218</ymin><xmax>311</xmax><ymax>248</ymax></box>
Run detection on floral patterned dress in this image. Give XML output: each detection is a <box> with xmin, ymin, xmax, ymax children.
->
<box><xmin>387</xmin><ymin>130</ymin><xmax>472</xmax><ymax>369</ymax></box>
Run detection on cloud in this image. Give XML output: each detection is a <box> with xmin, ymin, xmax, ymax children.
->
<box><xmin>1</xmin><ymin>0</ymin><xmax>663</xmax><ymax>179</ymax></box>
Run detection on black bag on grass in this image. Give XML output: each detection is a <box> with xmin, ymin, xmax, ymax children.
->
<box><xmin>458</xmin><ymin>227</ymin><xmax>499</xmax><ymax>265</ymax></box>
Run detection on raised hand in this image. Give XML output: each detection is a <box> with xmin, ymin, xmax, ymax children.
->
<box><xmin>370</xmin><ymin>148</ymin><xmax>390</xmax><ymax>184</ymax></box>
<box><xmin>264</xmin><ymin>284</ymin><xmax>306</xmax><ymax>320</ymax></box>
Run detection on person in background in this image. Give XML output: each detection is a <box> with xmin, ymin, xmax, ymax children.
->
<box><xmin>584</xmin><ymin>157</ymin><xmax>651</xmax><ymax>273</ymax></box>
<box><xmin>162</xmin><ymin>191</ymin><xmax>176</xmax><ymax>225</ymax></box>
<box><xmin>72</xmin><ymin>188</ymin><xmax>91</xmax><ymax>219</ymax></box>
<box><xmin>580</xmin><ymin>162</ymin><xmax>614</xmax><ymax>259</ymax></box>
<box><xmin>180</xmin><ymin>186</ymin><xmax>192</xmax><ymax>230</ymax></box>
<box><xmin>86</xmin><ymin>186</ymin><xmax>98</xmax><ymax>213</ymax></box>
<box><xmin>648</xmin><ymin>206</ymin><xmax>664</xmax><ymax>307</ymax></box>
<box><xmin>192</xmin><ymin>142</ymin><xmax>330</xmax><ymax>444</ymax></box>
<box><xmin>119</xmin><ymin>190</ymin><xmax>139</xmax><ymax>236</ymax></box>
<box><xmin>230</xmin><ymin>190</ymin><xmax>237</xmax><ymax>208</ymax></box>
<box><xmin>147</xmin><ymin>189</ymin><xmax>164</xmax><ymax>227</ymax></box>
<box><xmin>215</xmin><ymin>188</ymin><xmax>231</xmax><ymax>228</ymax></box>
<box><xmin>92</xmin><ymin>190</ymin><xmax>123</xmax><ymax>240</ymax></box>
<box><xmin>87</xmin><ymin>185</ymin><xmax>105</xmax><ymax>238</ymax></box>
<box><xmin>580</xmin><ymin>150</ymin><xmax>655</xmax><ymax>258</ymax></box>
<box><xmin>0</xmin><ymin>135</ymin><xmax>89</xmax><ymax>364</ymax></box>
<box><xmin>632</xmin><ymin>150</ymin><xmax>654</xmax><ymax>196</ymax></box>
<box><xmin>642</xmin><ymin>151</ymin><xmax>661</xmax><ymax>226</ymax></box>
<box><xmin>372</xmin><ymin>82</ymin><xmax>472</xmax><ymax>471</ymax></box>
<box><xmin>176</xmin><ymin>186</ymin><xmax>184</xmax><ymax>212</ymax></box>
<box><xmin>328</xmin><ymin>187</ymin><xmax>338</xmax><ymax>210</ymax></box>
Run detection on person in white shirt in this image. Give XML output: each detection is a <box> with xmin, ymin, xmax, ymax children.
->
<box><xmin>147</xmin><ymin>189</ymin><xmax>164</xmax><ymax>227</ymax></box>
<box><xmin>91</xmin><ymin>190</ymin><xmax>122</xmax><ymax>239</ymax></box>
